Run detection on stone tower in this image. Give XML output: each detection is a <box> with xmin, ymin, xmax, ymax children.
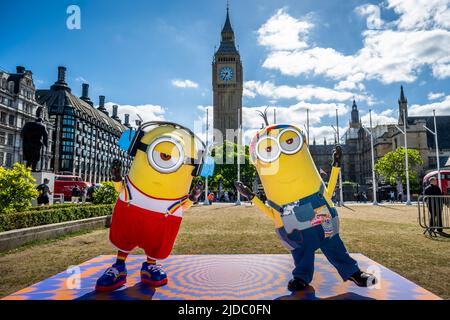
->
<box><xmin>398</xmin><ymin>85</ymin><xmax>408</xmax><ymax>125</ymax></box>
<box><xmin>350</xmin><ymin>99</ymin><xmax>361</xmax><ymax>129</ymax></box>
<box><xmin>212</xmin><ymin>6</ymin><xmax>243</xmax><ymax>143</ymax></box>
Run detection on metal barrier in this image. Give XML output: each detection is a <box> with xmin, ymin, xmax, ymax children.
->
<box><xmin>418</xmin><ymin>195</ymin><xmax>450</xmax><ymax>237</ymax></box>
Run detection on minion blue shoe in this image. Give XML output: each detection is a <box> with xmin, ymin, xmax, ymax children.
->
<box><xmin>140</xmin><ymin>262</ymin><xmax>168</xmax><ymax>287</ymax></box>
<box><xmin>95</xmin><ymin>263</ymin><xmax>127</xmax><ymax>292</ymax></box>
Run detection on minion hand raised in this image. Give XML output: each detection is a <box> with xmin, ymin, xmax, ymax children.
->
<box><xmin>111</xmin><ymin>159</ymin><xmax>123</xmax><ymax>182</ymax></box>
<box><xmin>189</xmin><ymin>181</ymin><xmax>204</xmax><ymax>202</ymax></box>
<box><xmin>234</xmin><ymin>181</ymin><xmax>255</xmax><ymax>200</ymax></box>
<box><xmin>332</xmin><ymin>145</ymin><xmax>343</xmax><ymax>167</ymax></box>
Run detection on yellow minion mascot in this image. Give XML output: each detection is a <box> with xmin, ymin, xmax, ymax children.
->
<box><xmin>235</xmin><ymin>111</ymin><xmax>377</xmax><ymax>291</ymax></box>
<box><xmin>95</xmin><ymin>121</ymin><xmax>214</xmax><ymax>292</ymax></box>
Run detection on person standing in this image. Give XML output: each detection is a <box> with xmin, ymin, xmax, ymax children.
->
<box><xmin>389</xmin><ymin>190</ymin><xmax>395</xmax><ymax>203</ymax></box>
<box><xmin>424</xmin><ymin>177</ymin><xmax>443</xmax><ymax>233</ymax></box>
<box><xmin>71</xmin><ymin>185</ymin><xmax>80</xmax><ymax>203</ymax></box>
<box><xmin>36</xmin><ymin>178</ymin><xmax>52</xmax><ymax>206</ymax></box>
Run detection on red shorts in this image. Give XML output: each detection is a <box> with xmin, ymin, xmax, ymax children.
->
<box><xmin>109</xmin><ymin>199</ymin><xmax>182</xmax><ymax>260</ymax></box>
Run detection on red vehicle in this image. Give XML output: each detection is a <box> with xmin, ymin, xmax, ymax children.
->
<box><xmin>54</xmin><ymin>175</ymin><xmax>90</xmax><ymax>201</ymax></box>
<box><xmin>423</xmin><ymin>170</ymin><xmax>450</xmax><ymax>195</ymax></box>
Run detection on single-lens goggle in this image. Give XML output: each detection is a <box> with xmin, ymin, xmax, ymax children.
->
<box><xmin>254</xmin><ymin>127</ymin><xmax>304</xmax><ymax>163</ymax></box>
<box><xmin>137</xmin><ymin>136</ymin><xmax>201</xmax><ymax>174</ymax></box>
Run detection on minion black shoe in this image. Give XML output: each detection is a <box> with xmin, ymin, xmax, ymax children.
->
<box><xmin>349</xmin><ymin>270</ymin><xmax>377</xmax><ymax>287</ymax></box>
<box><xmin>287</xmin><ymin>277</ymin><xmax>308</xmax><ymax>292</ymax></box>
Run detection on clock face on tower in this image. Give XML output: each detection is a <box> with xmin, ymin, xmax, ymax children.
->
<box><xmin>219</xmin><ymin>66</ymin><xmax>234</xmax><ymax>81</ymax></box>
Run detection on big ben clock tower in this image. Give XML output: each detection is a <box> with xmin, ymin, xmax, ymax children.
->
<box><xmin>212</xmin><ymin>6</ymin><xmax>243</xmax><ymax>142</ymax></box>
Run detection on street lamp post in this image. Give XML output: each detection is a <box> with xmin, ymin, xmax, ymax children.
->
<box><xmin>424</xmin><ymin>110</ymin><xmax>441</xmax><ymax>189</ymax></box>
<box><xmin>335</xmin><ymin>109</ymin><xmax>344</xmax><ymax>206</ymax></box>
<box><xmin>362</xmin><ymin>110</ymin><xmax>378</xmax><ymax>205</ymax></box>
<box><xmin>236</xmin><ymin>106</ymin><xmax>241</xmax><ymax>205</ymax></box>
<box><xmin>394</xmin><ymin>109</ymin><xmax>411</xmax><ymax>205</ymax></box>
<box><xmin>204</xmin><ymin>108</ymin><xmax>210</xmax><ymax>205</ymax></box>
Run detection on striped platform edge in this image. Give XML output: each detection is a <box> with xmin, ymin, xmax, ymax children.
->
<box><xmin>2</xmin><ymin>254</ymin><xmax>441</xmax><ymax>300</ymax></box>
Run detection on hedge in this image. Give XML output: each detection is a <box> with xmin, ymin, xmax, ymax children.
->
<box><xmin>22</xmin><ymin>203</ymin><xmax>85</xmax><ymax>212</ymax></box>
<box><xmin>0</xmin><ymin>204</ymin><xmax>114</xmax><ymax>232</ymax></box>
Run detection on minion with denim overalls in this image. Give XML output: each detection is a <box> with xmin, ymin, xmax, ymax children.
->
<box><xmin>235</xmin><ymin>115</ymin><xmax>377</xmax><ymax>291</ymax></box>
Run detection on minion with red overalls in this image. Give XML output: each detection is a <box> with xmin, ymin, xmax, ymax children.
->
<box><xmin>95</xmin><ymin>122</ymin><xmax>214</xmax><ymax>292</ymax></box>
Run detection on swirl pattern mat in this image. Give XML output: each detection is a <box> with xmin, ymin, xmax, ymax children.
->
<box><xmin>3</xmin><ymin>254</ymin><xmax>440</xmax><ymax>300</ymax></box>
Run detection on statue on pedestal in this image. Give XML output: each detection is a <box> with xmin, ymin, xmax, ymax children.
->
<box><xmin>21</xmin><ymin>107</ymin><xmax>48</xmax><ymax>172</ymax></box>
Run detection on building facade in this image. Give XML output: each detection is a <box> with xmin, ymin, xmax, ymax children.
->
<box><xmin>331</xmin><ymin>86</ymin><xmax>450</xmax><ymax>194</ymax></box>
<box><xmin>212</xmin><ymin>7</ymin><xmax>243</xmax><ymax>142</ymax></box>
<box><xmin>36</xmin><ymin>66</ymin><xmax>132</xmax><ymax>183</ymax></box>
<box><xmin>0</xmin><ymin>66</ymin><xmax>54</xmax><ymax>170</ymax></box>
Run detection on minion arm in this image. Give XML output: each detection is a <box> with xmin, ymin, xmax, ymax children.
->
<box><xmin>113</xmin><ymin>179</ymin><xmax>124</xmax><ymax>193</ymax></box>
<box><xmin>326</xmin><ymin>166</ymin><xmax>340</xmax><ymax>198</ymax></box>
<box><xmin>181</xmin><ymin>198</ymin><xmax>194</xmax><ymax>211</ymax></box>
<box><xmin>251</xmin><ymin>197</ymin><xmax>283</xmax><ymax>228</ymax></box>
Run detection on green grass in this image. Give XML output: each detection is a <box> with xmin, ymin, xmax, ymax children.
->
<box><xmin>0</xmin><ymin>204</ymin><xmax>448</xmax><ymax>299</ymax></box>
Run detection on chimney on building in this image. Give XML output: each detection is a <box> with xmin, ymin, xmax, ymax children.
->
<box><xmin>16</xmin><ymin>66</ymin><xmax>25</xmax><ymax>74</ymax></box>
<box><xmin>57</xmin><ymin>66</ymin><xmax>67</xmax><ymax>83</ymax></box>
<box><xmin>80</xmin><ymin>83</ymin><xmax>93</xmax><ymax>106</ymax></box>
<box><xmin>50</xmin><ymin>66</ymin><xmax>71</xmax><ymax>92</ymax></box>
<box><xmin>111</xmin><ymin>105</ymin><xmax>121</xmax><ymax>122</ymax></box>
<box><xmin>124</xmin><ymin>114</ymin><xmax>131</xmax><ymax>128</ymax></box>
<box><xmin>98</xmin><ymin>95</ymin><xmax>108</xmax><ymax>115</ymax></box>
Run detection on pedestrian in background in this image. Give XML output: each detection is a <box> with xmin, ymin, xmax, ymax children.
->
<box><xmin>424</xmin><ymin>176</ymin><xmax>444</xmax><ymax>233</ymax></box>
<box><xmin>36</xmin><ymin>178</ymin><xmax>52</xmax><ymax>206</ymax></box>
<box><xmin>71</xmin><ymin>185</ymin><xmax>80</xmax><ymax>203</ymax></box>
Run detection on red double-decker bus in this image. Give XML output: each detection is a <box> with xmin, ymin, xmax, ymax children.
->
<box><xmin>423</xmin><ymin>170</ymin><xmax>450</xmax><ymax>195</ymax></box>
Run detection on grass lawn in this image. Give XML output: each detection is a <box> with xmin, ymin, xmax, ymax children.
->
<box><xmin>0</xmin><ymin>204</ymin><xmax>449</xmax><ymax>299</ymax></box>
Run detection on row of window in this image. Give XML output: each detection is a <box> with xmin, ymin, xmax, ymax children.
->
<box><xmin>0</xmin><ymin>112</ymin><xmax>15</xmax><ymax>126</ymax></box>
<box><xmin>0</xmin><ymin>151</ymin><xmax>13</xmax><ymax>167</ymax></box>
<box><xmin>0</xmin><ymin>131</ymin><xmax>14</xmax><ymax>146</ymax></box>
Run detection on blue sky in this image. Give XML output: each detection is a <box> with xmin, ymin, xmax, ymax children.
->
<box><xmin>1</xmin><ymin>0</ymin><xmax>449</xmax><ymax>143</ymax></box>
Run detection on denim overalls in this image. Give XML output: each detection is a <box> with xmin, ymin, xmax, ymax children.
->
<box><xmin>267</xmin><ymin>184</ymin><xmax>359</xmax><ymax>284</ymax></box>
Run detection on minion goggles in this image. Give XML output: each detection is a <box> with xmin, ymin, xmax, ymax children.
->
<box><xmin>250</xmin><ymin>124</ymin><xmax>306</xmax><ymax>163</ymax></box>
<box><xmin>118</xmin><ymin>121</ymin><xmax>215</xmax><ymax>177</ymax></box>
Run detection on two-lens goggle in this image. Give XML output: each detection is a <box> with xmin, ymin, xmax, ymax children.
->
<box><xmin>254</xmin><ymin>127</ymin><xmax>304</xmax><ymax>163</ymax></box>
<box><xmin>137</xmin><ymin>136</ymin><xmax>200</xmax><ymax>174</ymax></box>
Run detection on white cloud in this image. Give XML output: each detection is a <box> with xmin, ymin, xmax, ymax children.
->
<box><xmin>387</xmin><ymin>0</ymin><xmax>450</xmax><ymax>30</ymax></box>
<box><xmin>75</xmin><ymin>76</ymin><xmax>88</xmax><ymax>83</ymax></box>
<box><xmin>244</xmin><ymin>80</ymin><xmax>374</xmax><ymax>104</ymax></box>
<box><xmin>360</xmin><ymin>110</ymin><xmax>398</xmax><ymax>126</ymax></box>
<box><xmin>409</xmin><ymin>94</ymin><xmax>450</xmax><ymax>115</ymax></box>
<box><xmin>356</xmin><ymin>4</ymin><xmax>385</xmax><ymax>30</ymax></box>
<box><xmin>104</xmin><ymin>102</ymin><xmax>166</xmax><ymax>125</ymax></box>
<box><xmin>243</xmin><ymin>103</ymin><xmax>348</xmax><ymax>130</ymax></box>
<box><xmin>258</xmin><ymin>3</ymin><xmax>450</xmax><ymax>85</ymax></box>
<box><xmin>171</xmin><ymin>79</ymin><xmax>199</xmax><ymax>88</ymax></box>
<box><xmin>428</xmin><ymin>91</ymin><xmax>445</xmax><ymax>100</ymax></box>
<box><xmin>309</xmin><ymin>126</ymin><xmax>347</xmax><ymax>145</ymax></box>
<box><xmin>257</xmin><ymin>8</ymin><xmax>313</xmax><ymax>50</ymax></box>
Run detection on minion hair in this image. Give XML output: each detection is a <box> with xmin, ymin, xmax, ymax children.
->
<box><xmin>256</xmin><ymin>107</ymin><xmax>270</xmax><ymax>127</ymax></box>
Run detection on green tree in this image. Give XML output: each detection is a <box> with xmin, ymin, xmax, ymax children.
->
<box><xmin>207</xmin><ymin>140</ymin><xmax>257</xmax><ymax>190</ymax></box>
<box><xmin>0</xmin><ymin>163</ymin><xmax>39</xmax><ymax>214</ymax></box>
<box><xmin>375</xmin><ymin>147</ymin><xmax>424</xmax><ymax>190</ymax></box>
<box><xmin>93</xmin><ymin>181</ymin><xmax>119</xmax><ymax>204</ymax></box>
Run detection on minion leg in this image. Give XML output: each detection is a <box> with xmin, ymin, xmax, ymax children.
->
<box><xmin>290</xmin><ymin>227</ymin><xmax>322</xmax><ymax>284</ymax></box>
<box><xmin>320</xmin><ymin>234</ymin><xmax>359</xmax><ymax>281</ymax></box>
